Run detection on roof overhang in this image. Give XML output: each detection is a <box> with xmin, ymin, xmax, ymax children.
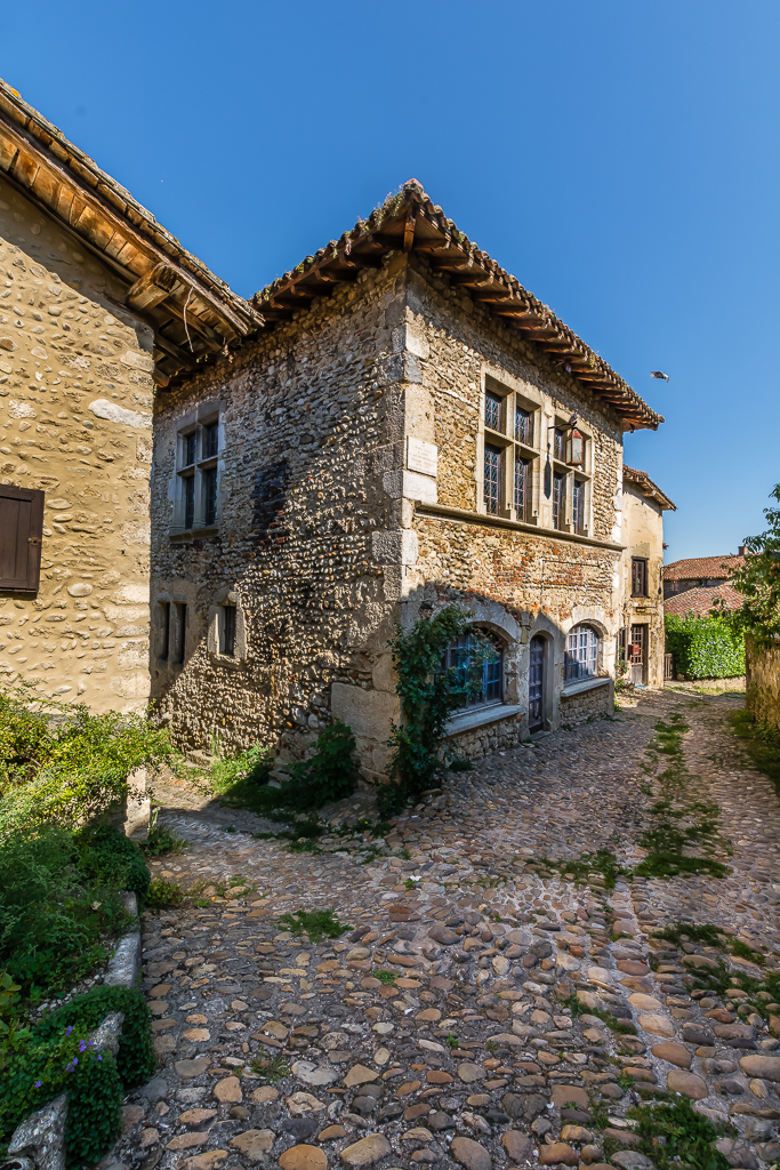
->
<box><xmin>623</xmin><ymin>465</ymin><xmax>675</xmax><ymax>509</ymax></box>
<box><xmin>0</xmin><ymin>79</ymin><xmax>261</xmax><ymax>385</ymax></box>
<box><xmin>252</xmin><ymin>180</ymin><xmax>663</xmax><ymax>431</ymax></box>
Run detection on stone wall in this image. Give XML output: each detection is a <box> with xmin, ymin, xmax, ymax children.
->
<box><xmin>619</xmin><ymin>484</ymin><xmax>666</xmax><ymax>687</ymax></box>
<box><xmin>559</xmin><ymin>679</ymin><xmax>614</xmax><ymax>728</ymax></box>
<box><xmin>745</xmin><ymin>635</ymin><xmax>780</xmax><ymax>732</ymax></box>
<box><xmin>151</xmin><ymin>256</ymin><xmax>408</xmax><ymax>779</ymax></box>
<box><xmin>397</xmin><ymin>262</ymin><xmax>621</xmax><ymax>746</ymax></box>
<box><xmin>0</xmin><ymin>178</ymin><xmax>153</xmax><ymax>712</ymax></box>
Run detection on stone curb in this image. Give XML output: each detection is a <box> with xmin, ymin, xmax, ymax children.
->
<box><xmin>5</xmin><ymin>892</ymin><xmax>142</xmax><ymax>1170</ymax></box>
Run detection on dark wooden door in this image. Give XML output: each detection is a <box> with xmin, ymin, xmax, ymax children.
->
<box><xmin>629</xmin><ymin>624</ymin><xmax>647</xmax><ymax>685</ymax></box>
<box><xmin>529</xmin><ymin>635</ymin><xmax>545</xmax><ymax>731</ymax></box>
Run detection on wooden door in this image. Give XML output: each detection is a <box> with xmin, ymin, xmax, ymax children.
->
<box><xmin>629</xmin><ymin>624</ymin><xmax>647</xmax><ymax>685</ymax></box>
<box><xmin>529</xmin><ymin>635</ymin><xmax>545</xmax><ymax>731</ymax></box>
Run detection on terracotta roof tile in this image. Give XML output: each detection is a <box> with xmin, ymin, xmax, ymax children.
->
<box><xmin>663</xmin><ymin>555</ymin><xmax>745</xmax><ymax>581</ymax></box>
<box><xmin>664</xmin><ymin>583</ymin><xmax>743</xmax><ymax>617</ymax></box>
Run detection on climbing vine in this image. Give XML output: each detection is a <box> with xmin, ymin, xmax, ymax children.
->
<box><xmin>382</xmin><ymin>606</ymin><xmax>487</xmax><ymax>813</ymax></box>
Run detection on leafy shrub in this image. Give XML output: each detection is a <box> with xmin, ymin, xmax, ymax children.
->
<box><xmin>209</xmin><ymin>741</ymin><xmax>274</xmax><ymax>796</ymax></box>
<box><xmin>2</xmin><ymin>985</ymin><xmax>154</xmax><ymax>1167</ymax></box>
<box><xmin>0</xmin><ymin>684</ymin><xmax>171</xmax><ymax>837</ymax></box>
<box><xmin>0</xmin><ymin>825</ymin><xmax>148</xmax><ymax>1004</ymax></box>
<box><xmin>145</xmin><ymin>877</ymin><xmax>185</xmax><ymax>909</ymax></box>
<box><xmin>665</xmin><ymin>614</ymin><xmax>745</xmax><ymax>679</ymax></box>
<box><xmin>216</xmin><ymin>722</ymin><xmax>358</xmax><ymax>818</ymax></box>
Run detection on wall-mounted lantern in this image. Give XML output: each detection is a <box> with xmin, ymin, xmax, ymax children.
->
<box><xmin>566</xmin><ymin>427</ymin><xmax>585</xmax><ymax>467</ymax></box>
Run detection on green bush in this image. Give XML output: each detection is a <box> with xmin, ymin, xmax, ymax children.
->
<box><xmin>665</xmin><ymin>614</ymin><xmax>745</xmax><ymax>679</ymax></box>
<box><xmin>215</xmin><ymin>722</ymin><xmax>358</xmax><ymax>818</ymax></box>
<box><xmin>0</xmin><ymin>684</ymin><xmax>171</xmax><ymax>838</ymax></box>
<box><xmin>2</xmin><ymin>985</ymin><xmax>154</xmax><ymax>1167</ymax></box>
<box><xmin>0</xmin><ymin>825</ymin><xmax>148</xmax><ymax>1005</ymax></box>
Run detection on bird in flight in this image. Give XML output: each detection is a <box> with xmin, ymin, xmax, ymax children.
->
<box><xmin>650</xmin><ymin>370</ymin><xmax>669</xmax><ymax>381</ymax></box>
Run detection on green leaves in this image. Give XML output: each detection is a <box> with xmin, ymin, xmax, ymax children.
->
<box><xmin>665</xmin><ymin>614</ymin><xmax>745</xmax><ymax>680</ymax></box>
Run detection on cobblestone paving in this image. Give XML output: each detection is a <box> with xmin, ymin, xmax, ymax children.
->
<box><xmin>107</xmin><ymin>691</ymin><xmax>779</xmax><ymax>1170</ymax></box>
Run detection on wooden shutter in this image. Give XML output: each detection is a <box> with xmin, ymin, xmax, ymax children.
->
<box><xmin>0</xmin><ymin>484</ymin><xmax>44</xmax><ymax>592</ymax></box>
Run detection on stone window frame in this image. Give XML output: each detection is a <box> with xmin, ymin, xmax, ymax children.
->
<box><xmin>442</xmin><ymin>626</ymin><xmax>506</xmax><ymax>714</ymax></box>
<box><xmin>154</xmin><ymin>592</ymin><xmax>190</xmax><ymax>670</ymax></box>
<box><xmin>477</xmin><ymin>371</ymin><xmax>542</xmax><ymax>524</ymax></box>
<box><xmin>171</xmin><ymin>400</ymin><xmax>223</xmax><ymax>538</ymax></box>
<box><xmin>549</xmin><ymin>413</ymin><xmax>593</xmax><ymax>536</ymax></box>
<box><xmin>207</xmin><ymin>589</ymin><xmax>248</xmax><ymax>668</ymax></box>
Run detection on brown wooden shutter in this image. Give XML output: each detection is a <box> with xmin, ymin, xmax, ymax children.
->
<box><xmin>0</xmin><ymin>484</ymin><xmax>44</xmax><ymax>592</ymax></box>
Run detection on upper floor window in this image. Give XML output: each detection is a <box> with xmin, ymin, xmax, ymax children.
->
<box><xmin>443</xmin><ymin>629</ymin><xmax>503</xmax><ymax>711</ymax></box>
<box><xmin>550</xmin><ymin>419</ymin><xmax>591</xmax><ymax>534</ymax></box>
<box><xmin>565</xmin><ymin>624</ymin><xmax>599</xmax><ymax>683</ymax></box>
<box><xmin>481</xmin><ymin>378</ymin><xmax>539</xmax><ymax>522</ymax></box>
<box><xmin>631</xmin><ymin>557</ymin><xmax>648</xmax><ymax>597</ymax></box>
<box><xmin>175</xmin><ymin>417</ymin><xmax>220</xmax><ymax>533</ymax></box>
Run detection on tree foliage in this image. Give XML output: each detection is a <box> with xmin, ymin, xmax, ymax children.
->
<box><xmin>715</xmin><ymin>482</ymin><xmax>780</xmax><ymax>644</ymax></box>
<box><xmin>665</xmin><ymin>614</ymin><xmax>745</xmax><ymax>679</ymax></box>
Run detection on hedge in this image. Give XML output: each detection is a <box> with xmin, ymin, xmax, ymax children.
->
<box><xmin>665</xmin><ymin>614</ymin><xmax>745</xmax><ymax>679</ymax></box>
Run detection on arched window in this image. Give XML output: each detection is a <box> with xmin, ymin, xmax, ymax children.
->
<box><xmin>443</xmin><ymin>628</ymin><xmax>504</xmax><ymax>711</ymax></box>
<box><xmin>565</xmin><ymin>624</ymin><xmax>599</xmax><ymax>682</ymax></box>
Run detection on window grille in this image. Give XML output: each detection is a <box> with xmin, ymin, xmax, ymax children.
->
<box><xmin>565</xmin><ymin>625</ymin><xmax>599</xmax><ymax>682</ymax></box>
<box><xmin>484</xmin><ymin>444</ymin><xmax>502</xmax><ymax>514</ymax></box>
<box><xmin>443</xmin><ymin>630</ymin><xmax>503</xmax><ymax>710</ymax></box>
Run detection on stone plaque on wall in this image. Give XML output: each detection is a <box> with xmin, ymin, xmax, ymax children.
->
<box><xmin>407</xmin><ymin>437</ymin><xmax>438</xmax><ymax>478</ymax></box>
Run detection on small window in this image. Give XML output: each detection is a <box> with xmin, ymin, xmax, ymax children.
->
<box><xmin>572</xmin><ymin>477</ymin><xmax>586</xmax><ymax>534</ymax></box>
<box><xmin>443</xmin><ymin>629</ymin><xmax>503</xmax><ymax>711</ymax></box>
<box><xmin>173</xmin><ymin>602</ymin><xmax>187</xmax><ymax>665</ymax></box>
<box><xmin>552</xmin><ymin>471</ymin><xmax>567</xmax><ymax>529</ymax></box>
<box><xmin>158</xmin><ymin>601</ymin><xmax>171</xmax><ymax>661</ymax></box>
<box><xmin>553</xmin><ymin>427</ymin><xmax>566</xmax><ymax>461</ymax></box>
<box><xmin>0</xmin><ymin>483</ymin><xmax>45</xmax><ymax>593</ymax></box>
<box><xmin>175</xmin><ymin>416</ymin><xmax>220</xmax><ymax>533</ymax></box>
<box><xmin>565</xmin><ymin>625</ymin><xmax>599</xmax><ymax>683</ymax></box>
<box><xmin>219</xmin><ymin>604</ymin><xmax>237</xmax><ymax>657</ymax></box>
<box><xmin>484</xmin><ymin>391</ymin><xmax>503</xmax><ymax>431</ymax></box>
<box><xmin>514</xmin><ymin>456</ymin><xmax>530</xmax><ymax>520</ymax></box>
<box><xmin>484</xmin><ymin>444</ymin><xmax>502</xmax><ymax>515</ymax></box>
<box><xmin>515</xmin><ymin>405</ymin><xmax>532</xmax><ymax>445</ymax></box>
<box><xmin>631</xmin><ymin>557</ymin><xmax>648</xmax><ymax>597</ymax></box>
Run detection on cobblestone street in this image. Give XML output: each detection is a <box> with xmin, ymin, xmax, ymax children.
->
<box><xmin>109</xmin><ymin>691</ymin><xmax>779</xmax><ymax>1170</ymax></box>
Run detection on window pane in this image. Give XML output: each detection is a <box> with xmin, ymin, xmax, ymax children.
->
<box><xmin>514</xmin><ymin>457</ymin><xmax>530</xmax><ymax>519</ymax></box>
<box><xmin>515</xmin><ymin>406</ymin><xmax>532</xmax><ymax>444</ymax></box>
<box><xmin>444</xmin><ymin>631</ymin><xmax>502</xmax><ymax>710</ymax></box>
<box><xmin>565</xmin><ymin>625</ymin><xmax>598</xmax><ymax>681</ymax></box>
<box><xmin>485</xmin><ymin>391</ymin><xmax>503</xmax><ymax>431</ymax></box>
<box><xmin>203</xmin><ymin>421</ymin><xmax>219</xmax><ymax>459</ymax></box>
<box><xmin>159</xmin><ymin>601</ymin><xmax>170</xmax><ymax>661</ymax></box>
<box><xmin>553</xmin><ymin>472</ymin><xmax>565</xmax><ymax>528</ymax></box>
<box><xmin>220</xmin><ymin>604</ymin><xmax>236</xmax><ymax>656</ymax></box>
<box><xmin>203</xmin><ymin>467</ymin><xmax>218</xmax><ymax>527</ymax></box>
<box><xmin>173</xmin><ymin>603</ymin><xmax>187</xmax><ymax>664</ymax></box>
<box><xmin>183</xmin><ymin>431</ymin><xmax>197</xmax><ymax>466</ymax></box>
<box><xmin>573</xmin><ymin>478</ymin><xmax>584</xmax><ymax>533</ymax></box>
<box><xmin>553</xmin><ymin>427</ymin><xmax>565</xmax><ymax>460</ymax></box>
<box><xmin>484</xmin><ymin>445</ymin><xmax>501</xmax><ymax>514</ymax></box>
<box><xmin>183</xmin><ymin>475</ymin><xmax>195</xmax><ymax>530</ymax></box>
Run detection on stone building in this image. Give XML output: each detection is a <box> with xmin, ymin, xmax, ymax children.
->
<box><xmin>663</xmin><ymin>552</ymin><xmax>746</xmax><ymax>601</ymax></box>
<box><xmin>151</xmin><ymin>182</ymin><xmax>663</xmax><ymax>778</ymax></box>
<box><xmin>618</xmin><ymin>466</ymin><xmax>675</xmax><ymax>687</ymax></box>
<box><xmin>0</xmin><ymin>81</ymin><xmax>257</xmax><ymax>711</ymax></box>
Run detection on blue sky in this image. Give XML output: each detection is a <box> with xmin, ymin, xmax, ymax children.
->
<box><xmin>3</xmin><ymin>1</ymin><xmax>778</xmax><ymax>562</ymax></box>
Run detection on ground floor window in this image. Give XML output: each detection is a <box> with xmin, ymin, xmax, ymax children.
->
<box><xmin>443</xmin><ymin>629</ymin><xmax>503</xmax><ymax>710</ymax></box>
<box><xmin>564</xmin><ymin>624</ymin><xmax>599</xmax><ymax>682</ymax></box>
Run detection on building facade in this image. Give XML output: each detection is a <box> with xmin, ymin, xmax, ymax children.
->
<box><xmin>618</xmin><ymin>466</ymin><xmax>675</xmax><ymax>687</ymax></box>
<box><xmin>150</xmin><ymin>185</ymin><xmax>663</xmax><ymax>779</ymax></box>
<box><xmin>0</xmin><ymin>82</ymin><xmax>257</xmax><ymax>711</ymax></box>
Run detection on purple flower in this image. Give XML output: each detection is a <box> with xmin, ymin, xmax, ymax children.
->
<box><xmin>97</xmin><ymin>1055</ymin><xmax>102</xmax><ymax>1062</ymax></box>
<box><xmin>34</xmin><ymin>1080</ymin><xmax>42</xmax><ymax>1088</ymax></box>
<box><xmin>65</xmin><ymin>1026</ymin><xmax>73</xmax><ymax>1036</ymax></box>
<box><xmin>79</xmin><ymin>1041</ymin><xmax>86</xmax><ymax>1052</ymax></box>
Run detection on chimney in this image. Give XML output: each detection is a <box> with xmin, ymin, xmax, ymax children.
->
<box><xmin>738</xmin><ymin>545</ymin><xmax>747</xmax><ymax>556</ymax></box>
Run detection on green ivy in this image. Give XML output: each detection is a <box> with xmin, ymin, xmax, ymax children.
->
<box><xmin>383</xmin><ymin>605</ymin><xmax>485</xmax><ymax>813</ymax></box>
<box><xmin>665</xmin><ymin>614</ymin><xmax>745</xmax><ymax>680</ymax></box>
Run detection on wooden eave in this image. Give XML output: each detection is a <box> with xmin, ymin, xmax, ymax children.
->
<box><xmin>623</xmin><ymin>465</ymin><xmax>676</xmax><ymax>511</ymax></box>
<box><xmin>251</xmin><ymin>181</ymin><xmax>663</xmax><ymax>431</ymax></box>
<box><xmin>0</xmin><ymin>80</ymin><xmax>261</xmax><ymax>384</ymax></box>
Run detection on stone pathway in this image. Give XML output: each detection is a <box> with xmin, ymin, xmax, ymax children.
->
<box><xmin>106</xmin><ymin>691</ymin><xmax>779</xmax><ymax>1170</ymax></box>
